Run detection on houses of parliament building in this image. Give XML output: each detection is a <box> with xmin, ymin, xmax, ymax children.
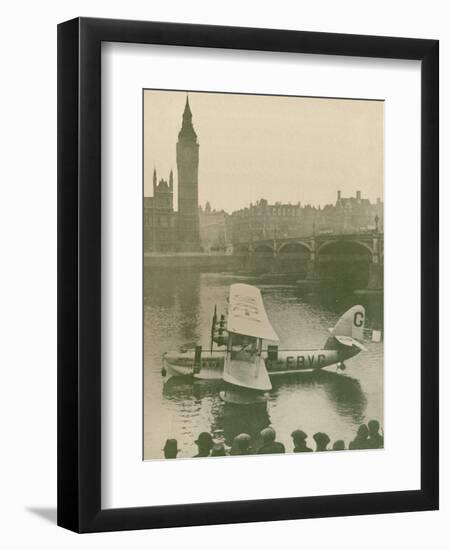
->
<box><xmin>144</xmin><ymin>97</ymin><xmax>201</xmax><ymax>253</ymax></box>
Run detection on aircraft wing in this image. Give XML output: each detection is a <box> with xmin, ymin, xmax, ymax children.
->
<box><xmin>223</xmin><ymin>356</ymin><xmax>272</xmax><ymax>391</ymax></box>
<box><xmin>227</xmin><ymin>283</ymin><xmax>279</xmax><ymax>341</ymax></box>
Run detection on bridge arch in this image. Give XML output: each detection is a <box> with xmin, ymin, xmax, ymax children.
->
<box><xmin>317</xmin><ymin>239</ymin><xmax>373</xmax><ymax>256</ymax></box>
<box><xmin>275</xmin><ymin>241</ymin><xmax>310</xmax><ymax>277</ymax></box>
<box><xmin>277</xmin><ymin>240</ymin><xmax>312</xmax><ymax>254</ymax></box>
<box><xmin>316</xmin><ymin>239</ymin><xmax>372</xmax><ymax>290</ymax></box>
<box><xmin>253</xmin><ymin>243</ymin><xmax>275</xmax><ymax>255</ymax></box>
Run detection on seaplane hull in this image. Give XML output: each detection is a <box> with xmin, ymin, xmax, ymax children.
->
<box><xmin>163</xmin><ymin>348</ymin><xmax>347</xmax><ymax>381</ymax></box>
<box><xmin>265</xmin><ymin>349</ymin><xmax>341</xmax><ymax>375</ymax></box>
<box><xmin>163</xmin><ymin>350</ymin><xmax>225</xmax><ymax>379</ymax></box>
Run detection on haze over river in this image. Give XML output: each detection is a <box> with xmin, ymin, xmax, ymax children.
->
<box><xmin>144</xmin><ymin>268</ymin><xmax>383</xmax><ymax>459</ymax></box>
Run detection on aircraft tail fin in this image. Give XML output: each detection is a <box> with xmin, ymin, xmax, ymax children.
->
<box><xmin>327</xmin><ymin>305</ymin><xmax>367</xmax><ymax>350</ymax></box>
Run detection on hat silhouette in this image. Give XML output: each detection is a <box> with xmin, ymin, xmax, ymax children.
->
<box><xmin>291</xmin><ymin>429</ymin><xmax>308</xmax><ymax>441</ymax></box>
<box><xmin>195</xmin><ymin>432</ymin><xmax>213</xmax><ymax>447</ymax></box>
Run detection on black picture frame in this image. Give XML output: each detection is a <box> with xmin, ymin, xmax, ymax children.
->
<box><xmin>57</xmin><ymin>17</ymin><xmax>439</xmax><ymax>533</ymax></box>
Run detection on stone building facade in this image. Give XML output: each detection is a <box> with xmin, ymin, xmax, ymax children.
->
<box><xmin>316</xmin><ymin>190</ymin><xmax>383</xmax><ymax>235</ymax></box>
<box><xmin>229</xmin><ymin>191</ymin><xmax>383</xmax><ymax>246</ymax></box>
<box><xmin>199</xmin><ymin>202</ymin><xmax>229</xmax><ymax>253</ymax></box>
<box><xmin>229</xmin><ymin>199</ymin><xmax>303</xmax><ymax>245</ymax></box>
<box><xmin>143</xmin><ymin>169</ymin><xmax>178</xmax><ymax>252</ymax></box>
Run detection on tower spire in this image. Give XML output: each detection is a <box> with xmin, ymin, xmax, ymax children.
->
<box><xmin>178</xmin><ymin>95</ymin><xmax>197</xmax><ymax>141</ymax></box>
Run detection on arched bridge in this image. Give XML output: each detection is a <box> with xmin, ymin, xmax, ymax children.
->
<box><xmin>234</xmin><ymin>232</ymin><xmax>383</xmax><ymax>289</ymax></box>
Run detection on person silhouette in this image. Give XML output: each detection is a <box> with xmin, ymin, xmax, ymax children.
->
<box><xmin>163</xmin><ymin>438</ymin><xmax>179</xmax><ymax>459</ymax></box>
<box><xmin>349</xmin><ymin>424</ymin><xmax>370</xmax><ymax>450</ymax></box>
<box><xmin>193</xmin><ymin>432</ymin><xmax>213</xmax><ymax>457</ymax></box>
<box><xmin>291</xmin><ymin>430</ymin><xmax>313</xmax><ymax>452</ymax></box>
<box><xmin>367</xmin><ymin>419</ymin><xmax>384</xmax><ymax>449</ymax></box>
<box><xmin>257</xmin><ymin>427</ymin><xmax>285</xmax><ymax>454</ymax></box>
<box><xmin>313</xmin><ymin>432</ymin><xmax>330</xmax><ymax>452</ymax></box>
<box><xmin>332</xmin><ymin>440</ymin><xmax>345</xmax><ymax>451</ymax></box>
<box><xmin>230</xmin><ymin>433</ymin><xmax>252</xmax><ymax>455</ymax></box>
<box><xmin>211</xmin><ymin>437</ymin><xmax>230</xmax><ymax>456</ymax></box>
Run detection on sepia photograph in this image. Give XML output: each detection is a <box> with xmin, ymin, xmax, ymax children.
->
<box><xmin>143</xmin><ymin>90</ymin><xmax>384</xmax><ymax>460</ymax></box>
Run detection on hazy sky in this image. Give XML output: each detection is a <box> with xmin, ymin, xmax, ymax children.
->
<box><xmin>144</xmin><ymin>90</ymin><xmax>384</xmax><ymax>213</ymax></box>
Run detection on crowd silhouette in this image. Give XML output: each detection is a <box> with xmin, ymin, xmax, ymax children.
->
<box><xmin>162</xmin><ymin>420</ymin><xmax>384</xmax><ymax>459</ymax></box>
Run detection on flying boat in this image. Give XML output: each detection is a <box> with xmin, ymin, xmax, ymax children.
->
<box><xmin>162</xmin><ymin>283</ymin><xmax>367</xmax><ymax>404</ymax></box>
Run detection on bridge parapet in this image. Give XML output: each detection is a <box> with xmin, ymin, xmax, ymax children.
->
<box><xmin>237</xmin><ymin>232</ymin><xmax>383</xmax><ymax>259</ymax></box>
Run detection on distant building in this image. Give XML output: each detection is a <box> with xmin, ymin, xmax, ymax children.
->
<box><xmin>199</xmin><ymin>202</ymin><xmax>229</xmax><ymax>252</ymax></box>
<box><xmin>317</xmin><ymin>190</ymin><xmax>383</xmax><ymax>234</ymax></box>
<box><xmin>230</xmin><ymin>199</ymin><xmax>306</xmax><ymax>245</ymax></box>
<box><xmin>144</xmin><ymin>97</ymin><xmax>201</xmax><ymax>253</ymax></box>
<box><xmin>144</xmin><ymin>170</ymin><xmax>177</xmax><ymax>252</ymax></box>
<box><xmin>229</xmin><ymin>192</ymin><xmax>383</xmax><ymax>246</ymax></box>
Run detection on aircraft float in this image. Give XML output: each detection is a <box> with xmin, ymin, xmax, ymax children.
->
<box><xmin>162</xmin><ymin>283</ymin><xmax>367</xmax><ymax>404</ymax></box>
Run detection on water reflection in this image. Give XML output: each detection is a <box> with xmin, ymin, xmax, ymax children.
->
<box><xmin>271</xmin><ymin>370</ymin><xmax>367</xmax><ymax>424</ymax></box>
<box><xmin>162</xmin><ymin>377</ymin><xmax>222</xmax><ymax>400</ymax></box>
<box><xmin>211</xmin><ymin>401</ymin><xmax>271</xmax><ymax>450</ymax></box>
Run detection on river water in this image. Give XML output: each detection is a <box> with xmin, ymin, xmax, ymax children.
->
<box><xmin>143</xmin><ymin>268</ymin><xmax>383</xmax><ymax>459</ymax></box>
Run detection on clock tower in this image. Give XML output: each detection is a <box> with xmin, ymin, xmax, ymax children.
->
<box><xmin>176</xmin><ymin>96</ymin><xmax>200</xmax><ymax>251</ymax></box>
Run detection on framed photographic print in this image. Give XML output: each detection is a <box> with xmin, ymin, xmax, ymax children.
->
<box><xmin>57</xmin><ymin>17</ymin><xmax>439</xmax><ymax>532</ymax></box>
